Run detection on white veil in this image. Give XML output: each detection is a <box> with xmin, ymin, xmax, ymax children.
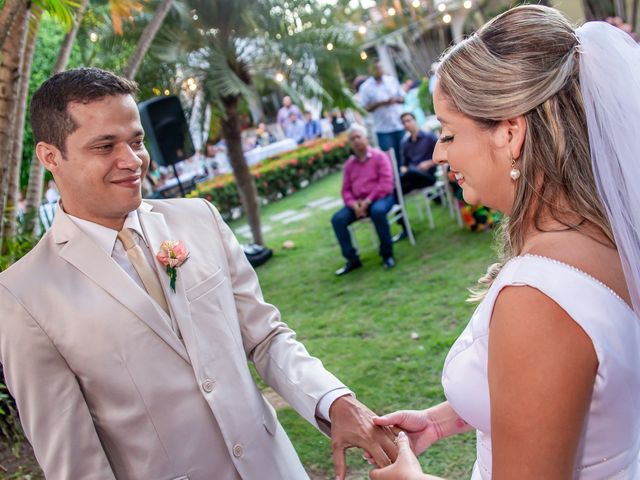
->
<box><xmin>576</xmin><ymin>22</ymin><xmax>640</xmax><ymax>315</ymax></box>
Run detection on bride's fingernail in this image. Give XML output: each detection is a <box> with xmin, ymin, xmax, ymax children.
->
<box><xmin>398</xmin><ymin>431</ymin><xmax>407</xmax><ymax>439</ymax></box>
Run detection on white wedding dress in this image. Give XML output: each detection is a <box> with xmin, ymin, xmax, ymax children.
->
<box><xmin>442</xmin><ymin>254</ymin><xmax>640</xmax><ymax>479</ymax></box>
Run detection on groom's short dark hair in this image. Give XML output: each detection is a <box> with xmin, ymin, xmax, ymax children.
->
<box><xmin>30</xmin><ymin>68</ymin><xmax>138</xmax><ymax>155</ymax></box>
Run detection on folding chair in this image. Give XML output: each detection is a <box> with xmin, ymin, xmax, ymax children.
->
<box><xmin>348</xmin><ymin>149</ymin><xmax>416</xmax><ymax>249</ymax></box>
<box><xmin>440</xmin><ymin>164</ymin><xmax>464</xmax><ymax>228</ymax></box>
<box><xmin>404</xmin><ymin>165</ymin><xmax>446</xmax><ymax>229</ymax></box>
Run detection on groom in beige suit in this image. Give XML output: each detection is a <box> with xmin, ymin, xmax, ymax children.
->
<box><xmin>0</xmin><ymin>68</ymin><xmax>397</xmax><ymax>479</ymax></box>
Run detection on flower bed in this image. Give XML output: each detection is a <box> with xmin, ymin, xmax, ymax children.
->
<box><xmin>188</xmin><ymin>136</ymin><xmax>351</xmax><ymax>219</ymax></box>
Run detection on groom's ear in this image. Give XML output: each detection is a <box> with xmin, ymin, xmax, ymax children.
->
<box><xmin>36</xmin><ymin>141</ymin><xmax>63</xmax><ymax>172</ymax></box>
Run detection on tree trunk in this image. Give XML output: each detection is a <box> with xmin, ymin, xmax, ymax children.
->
<box><xmin>2</xmin><ymin>8</ymin><xmax>39</xmax><ymax>242</ymax></box>
<box><xmin>123</xmin><ymin>0</ymin><xmax>174</xmax><ymax>80</ymax></box>
<box><xmin>0</xmin><ymin>0</ymin><xmax>23</xmax><ymax>49</ymax></box>
<box><xmin>23</xmin><ymin>0</ymin><xmax>89</xmax><ymax>235</ymax></box>
<box><xmin>0</xmin><ymin>4</ymin><xmax>29</xmax><ymax>246</ymax></box>
<box><xmin>220</xmin><ymin>95</ymin><xmax>263</xmax><ymax>246</ymax></box>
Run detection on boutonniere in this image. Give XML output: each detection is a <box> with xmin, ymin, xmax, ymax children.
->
<box><xmin>156</xmin><ymin>240</ymin><xmax>189</xmax><ymax>292</ymax></box>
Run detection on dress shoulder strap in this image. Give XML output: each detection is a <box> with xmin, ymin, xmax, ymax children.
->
<box><xmin>477</xmin><ymin>254</ymin><xmax>638</xmax><ymax>363</ymax></box>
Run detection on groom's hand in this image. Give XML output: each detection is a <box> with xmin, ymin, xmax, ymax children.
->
<box><xmin>329</xmin><ymin>395</ymin><xmax>398</xmax><ymax>480</ymax></box>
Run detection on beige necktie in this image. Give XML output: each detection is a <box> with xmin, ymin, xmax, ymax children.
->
<box><xmin>117</xmin><ymin>229</ymin><xmax>179</xmax><ymax>334</ymax></box>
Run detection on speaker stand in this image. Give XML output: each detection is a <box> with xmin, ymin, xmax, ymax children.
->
<box><xmin>171</xmin><ymin>163</ymin><xmax>186</xmax><ymax>197</ymax></box>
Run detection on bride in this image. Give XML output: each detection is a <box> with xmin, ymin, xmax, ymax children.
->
<box><xmin>369</xmin><ymin>5</ymin><xmax>640</xmax><ymax>480</ymax></box>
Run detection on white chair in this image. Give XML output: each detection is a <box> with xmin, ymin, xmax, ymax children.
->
<box><xmin>348</xmin><ymin>149</ymin><xmax>416</xmax><ymax>250</ymax></box>
<box><xmin>404</xmin><ymin>166</ymin><xmax>447</xmax><ymax>229</ymax></box>
<box><xmin>440</xmin><ymin>164</ymin><xmax>464</xmax><ymax>228</ymax></box>
<box><xmin>405</xmin><ymin>164</ymin><xmax>463</xmax><ymax>229</ymax></box>
<box><xmin>39</xmin><ymin>202</ymin><xmax>56</xmax><ymax>232</ymax></box>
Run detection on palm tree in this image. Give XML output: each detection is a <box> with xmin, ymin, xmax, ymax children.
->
<box><xmin>0</xmin><ymin>2</ymin><xmax>30</xmax><ymax>243</ymax></box>
<box><xmin>1</xmin><ymin>4</ymin><xmax>41</xmax><ymax>244</ymax></box>
<box><xmin>154</xmin><ymin>0</ymin><xmax>358</xmax><ymax>245</ymax></box>
<box><xmin>0</xmin><ymin>0</ymin><xmax>24</xmax><ymax>48</ymax></box>
<box><xmin>123</xmin><ymin>0</ymin><xmax>174</xmax><ymax>79</ymax></box>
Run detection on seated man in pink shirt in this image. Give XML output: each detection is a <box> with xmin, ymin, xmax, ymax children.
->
<box><xmin>332</xmin><ymin>124</ymin><xmax>396</xmax><ymax>275</ymax></box>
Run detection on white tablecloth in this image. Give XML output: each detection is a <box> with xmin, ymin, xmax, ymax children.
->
<box><xmin>244</xmin><ymin>139</ymin><xmax>297</xmax><ymax>166</ymax></box>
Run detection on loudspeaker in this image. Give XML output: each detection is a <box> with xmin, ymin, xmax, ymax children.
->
<box><xmin>138</xmin><ymin>96</ymin><xmax>195</xmax><ymax>166</ymax></box>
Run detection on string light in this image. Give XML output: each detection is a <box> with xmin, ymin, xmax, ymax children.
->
<box><xmin>358</xmin><ymin>25</ymin><xmax>367</xmax><ymax>35</ymax></box>
<box><xmin>89</xmin><ymin>32</ymin><xmax>98</xmax><ymax>42</ymax></box>
<box><xmin>463</xmin><ymin>0</ymin><xmax>472</xmax><ymax>8</ymax></box>
<box><xmin>360</xmin><ymin>51</ymin><xmax>368</xmax><ymax>60</ymax></box>
<box><xmin>387</xmin><ymin>7</ymin><xmax>396</xmax><ymax>16</ymax></box>
<box><xmin>286</xmin><ymin>58</ymin><xmax>293</xmax><ymax>66</ymax></box>
<box><xmin>437</xmin><ymin>3</ymin><xmax>446</xmax><ymax>11</ymax></box>
<box><xmin>164</xmin><ymin>89</ymin><xmax>170</xmax><ymax>96</ymax></box>
<box><xmin>443</xmin><ymin>13</ymin><xmax>452</xmax><ymax>23</ymax></box>
<box><xmin>275</xmin><ymin>72</ymin><xmax>285</xmax><ymax>82</ymax></box>
<box><xmin>326</xmin><ymin>42</ymin><xmax>334</xmax><ymax>51</ymax></box>
<box><xmin>412</xmin><ymin>0</ymin><xmax>421</xmax><ymax>7</ymax></box>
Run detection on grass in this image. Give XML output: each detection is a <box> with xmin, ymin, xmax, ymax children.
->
<box><xmin>231</xmin><ymin>172</ymin><xmax>497</xmax><ymax>479</ymax></box>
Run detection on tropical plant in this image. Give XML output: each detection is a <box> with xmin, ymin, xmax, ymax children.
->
<box><xmin>1</xmin><ymin>4</ymin><xmax>41</xmax><ymax>245</ymax></box>
<box><xmin>0</xmin><ymin>0</ymin><xmax>78</xmax><ymax>246</ymax></box>
<box><xmin>153</xmin><ymin>0</ymin><xmax>359</xmax><ymax>245</ymax></box>
<box><xmin>0</xmin><ymin>3</ymin><xmax>30</xmax><ymax>249</ymax></box>
<box><xmin>123</xmin><ymin>0</ymin><xmax>174</xmax><ymax>79</ymax></box>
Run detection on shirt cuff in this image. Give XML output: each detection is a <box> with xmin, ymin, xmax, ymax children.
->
<box><xmin>316</xmin><ymin>388</ymin><xmax>354</xmax><ymax>422</ymax></box>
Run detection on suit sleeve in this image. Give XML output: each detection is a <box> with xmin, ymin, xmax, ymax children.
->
<box><xmin>202</xmin><ymin>200</ymin><xmax>346</xmax><ymax>435</ymax></box>
<box><xmin>0</xmin><ymin>284</ymin><xmax>116</xmax><ymax>480</ymax></box>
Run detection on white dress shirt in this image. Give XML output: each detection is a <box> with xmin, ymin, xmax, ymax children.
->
<box><xmin>358</xmin><ymin>75</ymin><xmax>405</xmax><ymax>133</ymax></box>
<box><xmin>67</xmin><ymin>210</ymin><xmax>154</xmax><ymax>294</ymax></box>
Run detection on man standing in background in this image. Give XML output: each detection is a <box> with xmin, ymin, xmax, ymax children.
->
<box><xmin>276</xmin><ymin>95</ymin><xmax>302</xmax><ymax>135</ymax></box>
<box><xmin>358</xmin><ymin>62</ymin><xmax>405</xmax><ymax>164</ymax></box>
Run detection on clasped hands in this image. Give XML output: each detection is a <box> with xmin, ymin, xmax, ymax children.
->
<box><xmin>330</xmin><ymin>397</ymin><xmax>440</xmax><ymax>480</ymax></box>
<box><xmin>352</xmin><ymin>199</ymin><xmax>370</xmax><ymax>219</ymax></box>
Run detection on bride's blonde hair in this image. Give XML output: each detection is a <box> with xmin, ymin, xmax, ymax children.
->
<box><xmin>436</xmin><ymin>5</ymin><xmax>614</xmax><ymax>299</ymax></box>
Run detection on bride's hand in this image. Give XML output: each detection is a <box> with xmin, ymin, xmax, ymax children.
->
<box><xmin>373</xmin><ymin>409</ymin><xmax>441</xmax><ymax>455</ymax></box>
<box><xmin>369</xmin><ymin>431</ymin><xmax>427</xmax><ymax>480</ymax></box>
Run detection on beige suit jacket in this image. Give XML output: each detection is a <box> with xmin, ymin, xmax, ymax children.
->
<box><xmin>0</xmin><ymin>199</ymin><xmax>345</xmax><ymax>480</ymax></box>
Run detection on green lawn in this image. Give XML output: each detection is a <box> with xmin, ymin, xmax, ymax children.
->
<box><xmin>231</xmin><ymin>172</ymin><xmax>497</xmax><ymax>479</ymax></box>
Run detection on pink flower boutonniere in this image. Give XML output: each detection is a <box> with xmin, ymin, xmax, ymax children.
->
<box><xmin>156</xmin><ymin>240</ymin><xmax>189</xmax><ymax>292</ymax></box>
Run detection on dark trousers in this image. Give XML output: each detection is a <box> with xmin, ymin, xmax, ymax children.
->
<box><xmin>331</xmin><ymin>195</ymin><xmax>395</xmax><ymax>262</ymax></box>
<box><xmin>400</xmin><ymin>168</ymin><xmax>436</xmax><ymax>194</ymax></box>
<box><xmin>376</xmin><ymin>130</ymin><xmax>405</xmax><ymax>164</ymax></box>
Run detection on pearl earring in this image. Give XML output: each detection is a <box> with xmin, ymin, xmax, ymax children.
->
<box><xmin>510</xmin><ymin>160</ymin><xmax>521</xmax><ymax>181</ymax></box>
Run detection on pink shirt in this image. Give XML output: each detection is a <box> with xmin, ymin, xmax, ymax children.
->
<box><xmin>341</xmin><ymin>147</ymin><xmax>394</xmax><ymax>208</ymax></box>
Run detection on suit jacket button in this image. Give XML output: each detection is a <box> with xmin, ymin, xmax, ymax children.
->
<box><xmin>202</xmin><ymin>379</ymin><xmax>215</xmax><ymax>393</ymax></box>
<box><xmin>233</xmin><ymin>444</ymin><xmax>243</xmax><ymax>458</ymax></box>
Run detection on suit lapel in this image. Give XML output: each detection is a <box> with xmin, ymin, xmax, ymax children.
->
<box><xmin>137</xmin><ymin>203</ymin><xmax>201</xmax><ymax>371</ymax></box>
<box><xmin>52</xmin><ymin>207</ymin><xmax>190</xmax><ymax>364</ymax></box>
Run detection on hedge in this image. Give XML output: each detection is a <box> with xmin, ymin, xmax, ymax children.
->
<box><xmin>188</xmin><ymin>136</ymin><xmax>351</xmax><ymax>220</ymax></box>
